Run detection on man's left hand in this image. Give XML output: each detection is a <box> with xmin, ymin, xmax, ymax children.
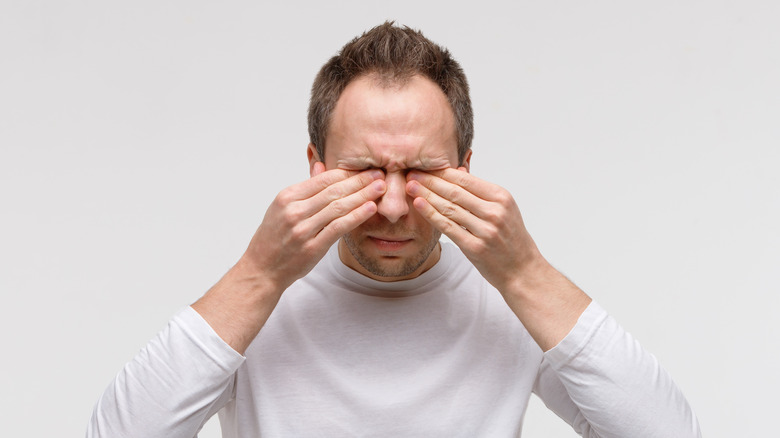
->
<box><xmin>406</xmin><ymin>168</ymin><xmax>540</xmax><ymax>292</ymax></box>
<box><xmin>406</xmin><ymin>168</ymin><xmax>591</xmax><ymax>351</ymax></box>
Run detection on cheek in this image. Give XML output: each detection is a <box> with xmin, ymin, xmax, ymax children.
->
<box><xmin>407</xmin><ymin>208</ymin><xmax>435</xmax><ymax>232</ymax></box>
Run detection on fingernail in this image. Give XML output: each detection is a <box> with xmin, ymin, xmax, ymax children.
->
<box><xmin>372</xmin><ymin>180</ymin><xmax>386</xmax><ymax>192</ymax></box>
<box><xmin>406</xmin><ymin>181</ymin><xmax>419</xmax><ymax>195</ymax></box>
<box><xmin>369</xmin><ymin>169</ymin><xmax>384</xmax><ymax>179</ymax></box>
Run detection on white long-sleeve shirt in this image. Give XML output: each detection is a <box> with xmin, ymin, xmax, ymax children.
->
<box><xmin>88</xmin><ymin>243</ymin><xmax>700</xmax><ymax>437</ymax></box>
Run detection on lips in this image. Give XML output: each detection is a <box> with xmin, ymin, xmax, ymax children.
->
<box><xmin>368</xmin><ymin>236</ymin><xmax>413</xmax><ymax>252</ymax></box>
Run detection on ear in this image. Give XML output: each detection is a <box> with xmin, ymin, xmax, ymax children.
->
<box><xmin>308</xmin><ymin>143</ymin><xmax>325</xmax><ymax>177</ymax></box>
<box><xmin>459</xmin><ymin>149</ymin><xmax>473</xmax><ymax>172</ymax></box>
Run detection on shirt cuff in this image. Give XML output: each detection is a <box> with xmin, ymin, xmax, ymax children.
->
<box><xmin>543</xmin><ymin>300</ymin><xmax>610</xmax><ymax>368</ymax></box>
<box><xmin>176</xmin><ymin>306</ymin><xmax>246</xmax><ymax>371</ymax></box>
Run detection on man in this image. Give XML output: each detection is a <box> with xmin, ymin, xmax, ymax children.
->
<box><xmin>88</xmin><ymin>22</ymin><xmax>700</xmax><ymax>437</ymax></box>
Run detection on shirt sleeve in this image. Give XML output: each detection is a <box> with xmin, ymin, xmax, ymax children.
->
<box><xmin>533</xmin><ymin>301</ymin><xmax>701</xmax><ymax>438</ymax></box>
<box><xmin>86</xmin><ymin>306</ymin><xmax>245</xmax><ymax>438</ymax></box>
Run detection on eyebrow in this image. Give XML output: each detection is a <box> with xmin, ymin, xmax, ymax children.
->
<box><xmin>339</xmin><ymin>158</ymin><xmax>378</xmax><ymax>168</ymax></box>
<box><xmin>338</xmin><ymin>157</ymin><xmax>449</xmax><ymax>171</ymax></box>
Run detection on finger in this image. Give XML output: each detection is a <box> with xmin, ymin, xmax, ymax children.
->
<box><xmin>295</xmin><ymin>168</ymin><xmax>382</xmax><ymax>200</ymax></box>
<box><xmin>406</xmin><ymin>179</ymin><xmax>489</xmax><ymax>237</ymax></box>
<box><xmin>305</xmin><ymin>177</ymin><xmax>386</xmax><ymax>232</ymax></box>
<box><xmin>416</xmin><ymin>168</ymin><xmax>503</xmax><ymax>202</ymax></box>
<box><xmin>301</xmin><ymin>169</ymin><xmax>385</xmax><ymax>217</ymax></box>
<box><xmin>411</xmin><ymin>196</ymin><xmax>475</xmax><ymax>247</ymax></box>
<box><xmin>407</xmin><ymin>170</ymin><xmax>490</xmax><ymax>219</ymax></box>
<box><xmin>310</xmin><ymin>200</ymin><xmax>378</xmax><ymax>248</ymax></box>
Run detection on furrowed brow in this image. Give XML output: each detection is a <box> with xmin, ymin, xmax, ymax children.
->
<box><xmin>336</xmin><ymin>158</ymin><xmax>378</xmax><ymax>168</ymax></box>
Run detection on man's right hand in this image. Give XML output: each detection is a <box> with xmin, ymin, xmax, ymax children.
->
<box><xmin>243</xmin><ymin>163</ymin><xmax>386</xmax><ymax>291</ymax></box>
<box><xmin>192</xmin><ymin>163</ymin><xmax>386</xmax><ymax>354</ymax></box>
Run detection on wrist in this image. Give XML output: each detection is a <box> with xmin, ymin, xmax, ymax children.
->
<box><xmin>192</xmin><ymin>258</ymin><xmax>285</xmax><ymax>355</ymax></box>
<box><xmin>234</xmin><ymin>251</ymin><xmax>289</xmax><ymax>296</ymax></box>
<box><xmin>500</xmin><ymin>253</ymin><xmax>591</xmax><ymax>351</ymax></box>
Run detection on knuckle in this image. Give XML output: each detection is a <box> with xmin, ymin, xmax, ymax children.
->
<box><xmin>360</xmin><ymin>189</ymin><xmax>375</xmax><ymax>203</ymax></box>
<box><xmin>290</xmin><ymin>223</ymin><xmax>308</xmax><ymax>242</ymax></box>
<box><xmin>483</xmin><ymin>224</ymin><xmax>499</xmax><ymax>241</ymax></box>
<box><xmin>495</xmin><ymin>190</ymin><xmax>513</xmax><ymax>206</ymax></box>
<box><xmin>325</xmin><ymin>220</ymin><xmax>341</xmax><ymax>236</ymax></box>
<box><xmin>326</xmin><ymin>184</ymin><xmax>347</xmax><ymax>202</ymax></box>
<box><xmin>441</xmin><ymin>204</ymin><xmax>458</xmax><ymax>218</ymax></box>
<box><xmin>455</xmin><ymin>173</ymin><xmax>471</xmax><ymax>188</ymax></box>
<box><xmin>276</xmin><ymin>188</ymin><xmax>294</xmax><ymax>206</ymax></box>
<box><xmin>422</xmin><ymin>203</ymin><xmax>438</xmax><ymax>219</ymax></box>
<box><xmin>299</xmin><ymin>239</ymin><xmax>319</xmax><ymax>257</ymax></box>
<box><xmin>328</xmin><ymin>218</ymin><xmax>350</xmax><ymax>236</ymax></box>
<box><xmin>280</xmin><ymin>211</ymin><xmax>297</xmax><ymax>228</ymax></box>
<box><xmin>334</xmin><ymin>208</ymin><xmax>367</xmax><ymax>235</ymax></box>
<box><xmin>319</xmin><ymin>170</ymin><xmax>343</xmax><ymax>185</ymax></box>
<box><xmin>471</xmin><ymin>240</ymin><xmax>489</xmax><ymax>256</ymax></box>
<box><xmin>445</xmin><ymin>186</ymin><xmax>461</xmax><ymax>202</ymax></box>
<box><xmin>285</xmin><ymin>204</ymin><xmax>305</xmax><ymax>223</ymax></box>
<box><xmin>317</xmin><ymin>176</ymin><xmax>336</xmax><ymax>192</ymax></box>
<box><xmin>484</xmin><ymin>206</ymin><xmax>503</xmax><ymax>224</ymax></box>
<box><xmin>329</xmin><ymin>199</ymin><xmax>348</xmax><ymax>217</ymax></box>
<box><xmin>439</xmin><ymin>219</ymin><xmax>459</xmax><ymax>235</ymax></box>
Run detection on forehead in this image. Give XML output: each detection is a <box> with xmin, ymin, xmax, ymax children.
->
<box><xmin>324</xmin><ymin>75</ymin><xmax>458</xmax><ymax>170</ymax></box>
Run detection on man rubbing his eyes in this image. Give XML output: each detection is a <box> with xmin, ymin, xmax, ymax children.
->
<box><xmin>88</xmin><ymin>22</ymin><xmax>701</xmax><ymax>438</ymax></box>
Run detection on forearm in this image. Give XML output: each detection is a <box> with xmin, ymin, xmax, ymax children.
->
<box><xmin>406</xmin><ymin>168</ymin><xmax>591</xmax><ymax>351</ymax></box>
<box><xmin>190</xmin><ymin>167</ymin><xmax>384</xmax><ymax>355</ymax></box>
<box><xmin>500</xmin><ymin>254</ymin><xmax>592</xmax><ymax>352</ymax></box>
<box><xmin>87</xmin><ymin>308</ymin><xmax>244</xmax><ymax>438</ymax></box>
<box><xmin>191</xmin><ymin>256</ymin><xmax>285</xmax><ymax>355</ymax></box>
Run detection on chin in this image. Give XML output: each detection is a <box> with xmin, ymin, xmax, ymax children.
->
<box><xmin>343</xmin><ymin>231</ymin><xmax>441</xmax><ymax>280</ymax></box>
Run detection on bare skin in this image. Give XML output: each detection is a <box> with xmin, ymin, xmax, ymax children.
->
<box><xmin>191</xmin><ymin>166</ymin><xmax>386</xmax><ymax>354</ymax></box>
<box><xmin>406</xmin><ymin>168</ymin><xmax>591</xmax><ymax>351</ymax></box>
<box><xmin>193</xmin><ymin>74</ymin><xmax>590</xmax><ymax>355</ymax></box>
<box><xmin>320</xmin><ymin>74</ymin><xmax>463</xmax><ymax>282</ymax></box>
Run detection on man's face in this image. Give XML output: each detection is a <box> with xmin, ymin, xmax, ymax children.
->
<box><xmin>309</xmin><ymin>74</ymin><xmax>470</xmax><ymax>281</ymax></box>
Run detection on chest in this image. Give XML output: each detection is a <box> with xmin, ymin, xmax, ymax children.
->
<box><xmin>223</xmin><ymin>281</ymin><xmax>543</xmax><ymax>436</ymax></box>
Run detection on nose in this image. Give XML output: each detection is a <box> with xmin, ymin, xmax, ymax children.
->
<box><xmin>376</xmin><ymin>171</ymin><xmax>410</xmax><ymax>223</ymax></box>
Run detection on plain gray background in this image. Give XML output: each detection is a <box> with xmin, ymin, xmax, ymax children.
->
<box><xmin>2</xmin><ymin>1</ymin><xmax>778</xmax><ymax>437</ymax></box>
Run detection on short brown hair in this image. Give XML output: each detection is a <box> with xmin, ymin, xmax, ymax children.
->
<box><xmin>307</xmin><ymin>21</ymin><xmax>473</xmax><ymax>165</ymax></box>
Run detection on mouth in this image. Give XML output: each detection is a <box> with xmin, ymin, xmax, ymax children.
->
<box><xmin>368</xmin><ymin>236</ymin><xmax>413</xmax><ymax>252</ymax></box>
